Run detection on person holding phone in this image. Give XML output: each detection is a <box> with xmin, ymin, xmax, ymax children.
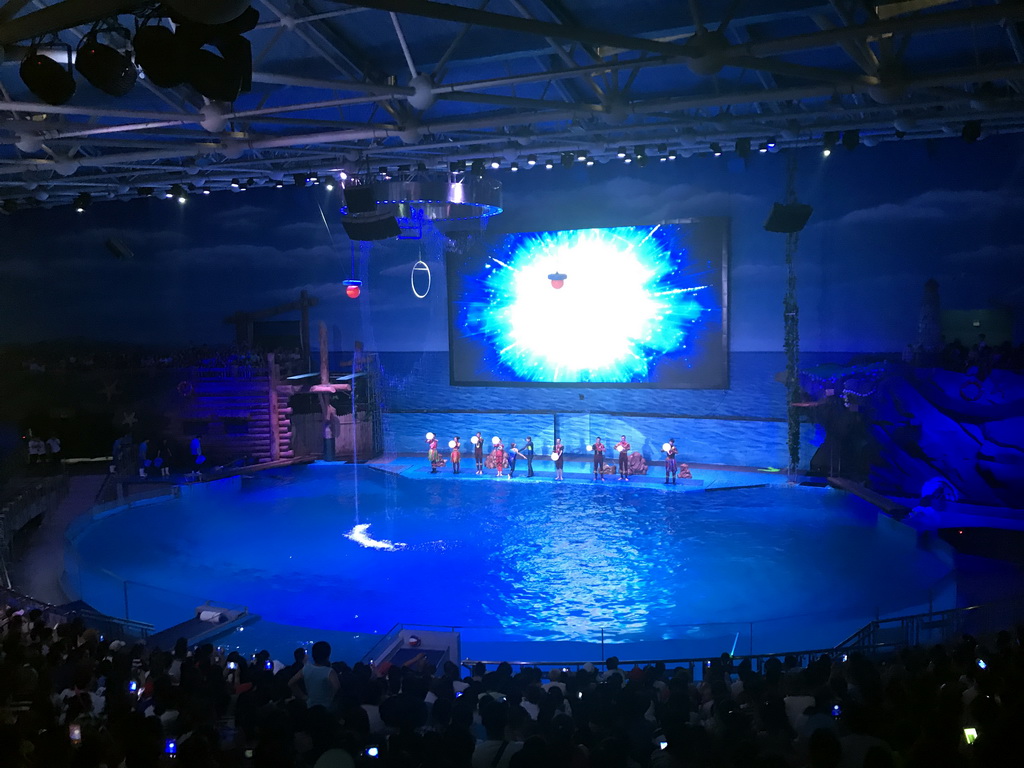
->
<box><xmin>289</xmin><ymin>641</ymin><xmax>339</xmax><ymax>710</ymax></box>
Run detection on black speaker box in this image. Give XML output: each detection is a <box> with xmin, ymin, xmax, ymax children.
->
<box><xmin>344</xmin><ymin>185</ymin><xmax>379</xmax><ymax>214</ymax></box>
<box><xmin>764</xmin><ymin>202</ymin><xmax>814</xmax><ymax>233</ymax></box>
<box><xmin>342</xmin><ymin>215</ymin><xmax>401</xmax><ymax>241</ymax></box>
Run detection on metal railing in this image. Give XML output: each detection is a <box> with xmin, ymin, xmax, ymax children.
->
<box><xmin>461</xmin><ymin>598</ymin><xmax>1024</xmax><ymax>681</ymax></box>
<box><xmin>0</xmin><ymin>585</ymin><xmax>153</xmax><ymax>642</ymax></box>
<box><xmin>0</xmin><ymin>473</ymin><xmax>69</xmax><ymax>588</ymax></box>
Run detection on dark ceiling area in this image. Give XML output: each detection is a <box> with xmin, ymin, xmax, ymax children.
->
<box><xmin>2</xmin><ymin>0</ymin><xmax>1024</xmax><ymax>210</ymax></box>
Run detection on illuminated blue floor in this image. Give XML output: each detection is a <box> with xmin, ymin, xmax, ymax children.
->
<box><xmin>65</xmin><ymin>462</ymin><xmax>954</xmax><ymax>662</ymax></box>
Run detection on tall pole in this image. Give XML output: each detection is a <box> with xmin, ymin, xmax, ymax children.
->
<box><xmin>783</xmin><ymin>153</ymin><xmax>801</xmax><ymax>474</ymax></box>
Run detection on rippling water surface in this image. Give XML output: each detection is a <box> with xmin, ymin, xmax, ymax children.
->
<box><xmin>70</xmin><ymin>465</ymin><xmax>950</xmax><ymax>643</ymax></box>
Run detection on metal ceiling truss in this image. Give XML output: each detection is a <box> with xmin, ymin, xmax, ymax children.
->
<box><xmin>1</xmin><ymin>0</ymin><xmax>1024</xmax><ymax>211</ymax></box>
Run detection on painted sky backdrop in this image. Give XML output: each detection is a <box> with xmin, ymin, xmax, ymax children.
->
<box><xmin>2</xmin><ymin>133</ymin><xmax>1023</xmax><ymax>352</ymax></box>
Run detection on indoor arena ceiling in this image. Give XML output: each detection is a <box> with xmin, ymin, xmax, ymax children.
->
<box><xmin>3</xmin><ymin>0</ymin><xmax>1024</xmax><ymax>210</ymax></box>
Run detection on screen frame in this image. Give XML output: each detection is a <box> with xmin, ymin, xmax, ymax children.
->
<box><xmin>446</xmin><ymin>217</ymin><xmax>730</xmax><ymax>389</ymax></box>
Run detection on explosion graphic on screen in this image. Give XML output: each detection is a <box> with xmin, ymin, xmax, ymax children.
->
<box><xmin>460</xmin><ymin>225</ymin><xmax>712</xmax><ymax>383</ymax></box>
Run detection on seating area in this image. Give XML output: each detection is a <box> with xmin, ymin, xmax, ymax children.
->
<box><xmin>2</xmin><ymin>599</ymin><xmax>1021</xmax><ymax>768</ymax></box>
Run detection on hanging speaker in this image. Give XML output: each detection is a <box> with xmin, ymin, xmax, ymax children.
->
<box><xmin>764</xmin><ymin>202</ymin><xmax>813</xmax><ymax>234</ymax></box>
<box><xmin>342</xmin><ymin>214</ymin><xmax>401</xmax><ymax>241</ymax></box>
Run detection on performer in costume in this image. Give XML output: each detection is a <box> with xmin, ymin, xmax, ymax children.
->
<box><xmin>507</xmin><ymin>442</ymin><xmax>520</xmax><ymax>478</ymax></box>
<box><xmin>663</xmin><ymin>438</ymin><xmax>678</xmax><ymax>485</ymax></box>
<box><xmin>451</xmin><ymin>437</ymin><xmax>461</xmax><ymax>474</ymax></box>
<box><xmin>616</xmin><ymin>435</ymin><xmax>631</xmax><ymax>480</ymax></box>
<box><xmin>493</xmin><ymin>442</ymin><xmax>506</xmax><ymax>477</ymax></box>
<box><xmin>523</xmin><ymin>436</ymin><xmax>535</xmax><ymax>477</ymax></box>
<box><xmin>427</xmin><ymin>434</ymin><xmax>440</xmax><ymax>473</ymax></box>
<box><xmin>593</xmin><ymin>437</ymin><xmax>606</xmax><ymax>480</ymax></box>
<box><xmin>473</xmin><ymin>432</ymin><xmax>484</xmax><ymax>475</ymax></box>
<box><xmin>553</xmin><ymin>438</ymin><xmax>565</xmax><ymax>481</ymax></box>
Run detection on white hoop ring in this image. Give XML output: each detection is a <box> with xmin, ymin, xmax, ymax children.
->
<box><xmin>411</xmin><ymin>260</ymin><xmax>431</xmax><ymax>299</ymax></box>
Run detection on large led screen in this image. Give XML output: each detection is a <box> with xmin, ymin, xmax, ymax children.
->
<box><xmin>447</xmin><ymin>219</ymin><xmax>728</xmax><ymax>387</ymax></box>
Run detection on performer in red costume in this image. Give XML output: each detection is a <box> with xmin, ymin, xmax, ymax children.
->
<box><xmin>493</xmin><ymin>442</ymin><xmax>505</xmax><ymax>477</ymax></box>
<box><xmin>616</xmin><ymin>435</ymin><xmax>630</xmax><ymax>480</ymax></box>
<box><xmin>553</xmin><ymin>438</ymin><xmax>565</xmax><ymax>481</ymax></box>
<box><xmin>427</xmin><ymin>434</ymin><xmax>440</xmax><ymax>473</ymax></box>
<box><xmin>451</xmin><ymin>437</ymin><xmax>461</xmax><ymax>474</ymax></box>
<box><xmin>592</xmin><ymin>437</ymin><xmax>606</xmax><ymax>481</ymax></box>
<box><xmin>663</xmin><ymin>438</ymin><xmax>678</xmax><ymax>485</ymax></box>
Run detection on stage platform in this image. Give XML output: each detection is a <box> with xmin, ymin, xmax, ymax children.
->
<box><xmin>366</xmin><ymin>453</ymin><xmax>813</xmax><ymax>491</ymax></box>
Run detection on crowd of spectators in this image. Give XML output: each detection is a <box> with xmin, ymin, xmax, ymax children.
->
<box><xmin>2</xmin><ymin>604</ymin><xmax>1022</xmax><ymax>768</ymax></box>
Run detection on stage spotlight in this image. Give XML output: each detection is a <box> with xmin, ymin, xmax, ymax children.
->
<box><xmin>710</xmin><ymin>142</ymin><xmax>723</xmax><ymax>156</ymax></box>
<box><xmin>163</xmin><ymin>188</ymin><xmax>174</xmax><ymax>199</ymax></box>
<box><xmin>735</xmin><ymin>138</ymin><xmax>751</xmax><ymax>158</ymax></box>
<box><xmin>527</xmin><ymin>154</ymin><xmax>537</xmax><ymax>166</ymax></box>
<box><xmin>73</xmin><ymin>193</ymin><xmax>91</xmax><ymax>212</ymax></box>
<box><xmin>576</xmin><ymin>149</ymin><xmax>587</xmax><ymax>161</ymax></box>
<box><xmin>586</xmin><ymin>157</ymin><xmax>595</xmax><ymax>166</ymax></box>
<box><xmin>202</xmin><ymin>187</ymin><xmax>212</xmax><ymax>195</ymax></box>
<box><xmin>842</xmin><ymin>130</ymin><xmax>860</xmax><ymax>151</ymax></box>
<box><xmin>231</xmin><ymin>178</ymin><xmax>240</xmax><ymax>188</ymax></box>
<box><xmin>471</xmin><ymin>159</ymin><xmax>485</xmax><ymax>175</ymax></box>
<box><xmin>657</xmin><ymin>143</ymin><xmax>667</xmax><ymax>154</ymax></box>
<box><xmin>325</xmin><ymin>177</ymin><xmax>335</xmax><ymax>191</ymax></box>
<box><xmin>20</xmin><ymin>46</ymin><xmax>76</xmax><ymax>106</ymax></box>
<box><xmin>76</xmin><ymin>31</ymin><xmax>137</xmax><ymax>97</ymax></box>
<box><xmin>133</xmin><ymin>24</ymin><xmax>184</xmax><ymax>88</ymax></box>
<box><xmin>171</xmin><ymin>184</ymin><xmax>187</xmax><ymax>203</ymax></box>
<box><xmin>758</xmin><ymin>142</ymin><xmax>769</xmax><ymax>153</ymax></box>
<box><xmin>636</xmin><ymin>153</ymin><xmax>649</xmax><ymax>167</ymax></box>
<box><xmin>667</xmin><ymin>148</ymin><xmax>678</xmax><ymax>160</ymax></box>
<box><xmin>137</xmin><ymin>187</ymin><xmax>154</xmax><ymax>197</ymax></box>
<box><xmin>962</xmin><ymin>121</ymin><xmax>982</xmax><ymax>142</ymax></box>
<box><xmin>274</xmin><ymin>180</ymin><xmax>284</xmax><ymax>188</ymax></box>
<box><xmin>544</xmin><ymin>159</ymin><xmax>554</xmax><ymax>169</ymax></box>
<box><xmin>766</xmin><ymin>139</ymin><xmax>777</xmax><ymax>150</ymax></box>
<box><xmin>635</xmin><ymin>145</ymin><xmax>646</xmax><ymax>159</ymax></box>
<box><xmin>560</xmin><ymin>152</ymin><xmax>574</xmax><ymax>168</ymax></box>
<box><xmin>822</xmin><ymin>131</ymin><xmax>839</xmax><ymax>157</ymax></box>
<box><xmin>292</xmin><ymin>173</ymin><xmax>307</xmax><ymax>186</ymax></box>
<box><xmin>623</xmin><ymin>155</ymin><xmax>632</xmax><ymax>164</ymax></box>
<box><xmin>510</xmin><ymin>162</ymin><xmax>519</xmax><ymax>172</ymax></box>
<box><xmin>617</xmin><ymin>147</ymin><xmax>627</xmax><ymax>158</ymax></box>
<box><xmin>489</xmin><ymin>158</ymin><xmax>500</xmax><ymax>169</ymax></box>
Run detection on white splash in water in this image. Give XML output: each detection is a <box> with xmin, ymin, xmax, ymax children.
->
<box><xmin>345</xmin><ymin>523</ymin><xmax>405</xmax><ymax>551</ymax></box>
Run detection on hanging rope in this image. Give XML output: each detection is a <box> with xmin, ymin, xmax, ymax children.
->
<box><xmin>783</xmin><ymin>151</ymin><xmax>801</xmax><ymax>473</ymax></box>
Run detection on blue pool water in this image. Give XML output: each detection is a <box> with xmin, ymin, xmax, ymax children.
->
<box><xmin>66</xmin><ymin>464</ymin><xmax>953</xmax><ymax>660</ymax></box>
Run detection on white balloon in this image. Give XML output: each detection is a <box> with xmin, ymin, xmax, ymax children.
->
<box><xmin>550</xmin><ymin>452</ymin><xmax>559</xmax><ymax>461</ymax></box>
<box><xmin>491</xmin><ymin>436</ymin><xmax>501</xmax><ymax>445</ymax></box>
<box><xmin>448</xmin><ymin>440</ymin><xmax>457</xmax><ymax>449</ymax></box>
<box><xmin>586</xmin><ymin>445</ymin><xmax>593</xmax><ymax>452</ymax></box>
<box><xmin>662</xmin><ymin>443</ymin><xmax>671</xmax><ymax>452</ymax></box>
<box><xmin>425</xmin><ymin>432</ymin><xmax>435</xmax><ymax>440</ymax></box>
<box><xmin>470</xmin><ymin>436</ymin><xmax>479</xmax><ymax>445</ymax></box>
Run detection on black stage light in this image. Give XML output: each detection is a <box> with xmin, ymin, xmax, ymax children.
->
<box><xmin>735</xmin><ymin>138</ymin><xmax>751</xmax><ymax>158</ymax></box>
<box><xmin>822</xmin><ymin>130</ymin><xmax>839</xmax><ymax>157</ymax></box>
<box><xmin>231</xmin><ymin>178</ymin><xmax>240</xmax><ymax>188</ymax></box>
<box><xmin>668</xmin><ymin>148</ymin><xmax>678</xmax><ymax>160</ymax></box>
<box><xmin>962</xmin><ymin>121</ymin><xmax>982</xmax><ymax>142</ymax></box>
<box><xmin>170</xmin><ymin>184</ymin><xmax>187</xmax><ymax>203</ymax></box>
<box><xmin>416</xmin><ymin>161</ymin><xmax>427</xmax><ymax>172</ymax></box>
<box><xmin>471</xmin><ymin>159</ymin><xmax>485</xmax><ymax>175</ymax></box>
<box><xmin>710</xmin><ymin>142</ymin><xmax>723</xmax><ymax>156</ymax></box>
<box><xmin>842</xmin><ymin>130</ymin><xmax>860</xmax><ymax>151</ymax></box>
<box><xmin>76</xmin><ymin>30</ymin><xmax>137</xmax><ymax>96</ymax></box>
<box><xmin>20</xmin><ymin>46</ymin><xmax>76</xmax><ymax>106</ymax></box>
<box><xmin>292</xmin><ymin>173</ymin><xmax>307</xmax><ymax>187</ymax></box>
<box><xmin>510</xmin><ymin>162</ymin><xmax>519</xmax><ymax>172</ymax></box>
<box><xmin>527</xmin><ymin>154</ymin><xmax>537</xmax><ymax>166</ymax></box>
<box><xmin>759</xmin><ymin>142</ymin><xmax>769</xmax><ymax>154</ymax></box>
<box><xmin>73</xmin><ymin>192</ymin><xmax>91</xmax><ymax>212</ymax></box>
<box><xmin>449</xmin><ymin>161</ymin><xmax>461</xmax><ymax>173</ymax></box>
<box><xmin>560</xmin><ymin>152</ymin><xmax>574</xmax><ymax>168</ymax></box>
<box><xmin>544</xmin><ymin>159</ymin><xmax>554</xmax><ymax>169</ymax></box>
<box><xmin>617</xmin><ymin>147</ymin><xmax>627</xmax><ymax>158</ymax></box>
<box><xmin>489</xmin><ymin>158</ymin><xmax>500</xmax><ymax>169</ymax></box>
<box><xmin>133</xmin><ymin>25</ymin><xmax>185</xmax><ymax>88</ymax></box>
<box><xmin>137</xmin><ymin>187</ymin><xmax>154</xmax><ymax>197</ymax></box>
